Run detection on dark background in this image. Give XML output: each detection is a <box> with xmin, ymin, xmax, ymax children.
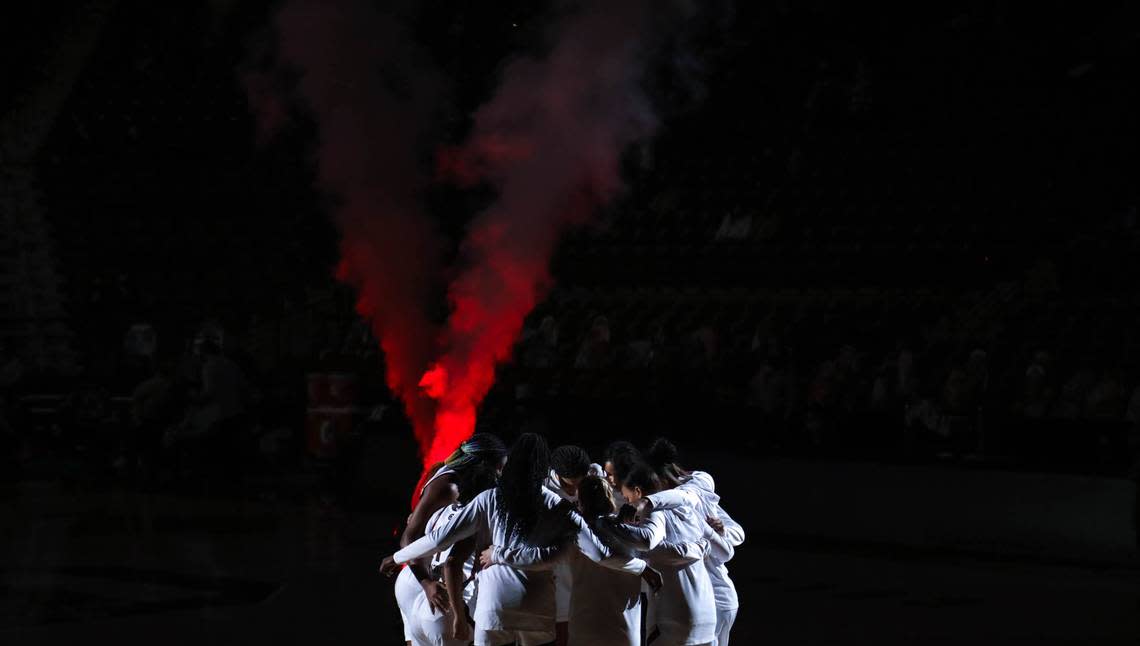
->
<box><xmin>2</xmin><ymin>1</ymin><xmax>1139</xmax><ymax>644</ymax></box>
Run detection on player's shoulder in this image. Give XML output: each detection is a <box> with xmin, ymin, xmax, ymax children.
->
<box><xmin>468</xmin><ymin>488</ymin><xmax>496</xmax><ymax>508</ymax></box>
<box><xmin>540</xmin><ymin>487</ymin><xmax>564</xmax><ymax>507</ymax></box>
<box><xmin>684</xmin><ymin>470</ymin><xmax>716</xmax><ymax>493</ymax></box>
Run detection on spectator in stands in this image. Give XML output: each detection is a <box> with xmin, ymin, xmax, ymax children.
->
<box><xmin>806</xmin><ymin>360</ymin><xmax>838</xmax><ymax>448</ymax></box>
<box><xmin>1085</xmin><ymin>370</ymin><xmax>1124</xmax><ymax>422</ymax></box>
<box><xmin>1052</xmin><ymin>365</ymin><xmax>1097</xmax><ymax>420</ymax></box>
<box><xmin>942</xmin><ymin>366</ymin><xmax>969</xmax><ymax>416</ymax></box>
<box><xmin>128</xmin><ymin>357</ymin><xmax>178</xmax><ymax>486</ymax></box>
<box><xmin>869</xmin><ymin>360</ymin><xmax>892</xmax><ymax>412</ymax></box>
<box><xmin>896</xmin><ymin>342</ymin><xmax>918</xmax><ymax>400</ymax></box>
<box><xmin>523</xmin><ymin>315</ymin><xmax>560</xmax><ymax>369</ymax></box>
<box><xmin>0</xmin><ymin>342</ymin><xmax>18</xmax><ymax>475</ymax></box>
<box><xmin>575</xmin><ymin>316</ymin><xmax>613</xmax><ymax>370</ymax></box>
<box><xmin>0</xmin><ymin>342</ymin><xmax>23</xmax><ymax>392</ymax></box>
<box><xmin>692</xmin><ymin>325</ymin><xmax>719</xmax><ymax>367</ymax></box>
<box><xmin>747</xmin><ymin>358</ymin><xmax>789</xmax><ymax>448</ymax></box>
<box><xmin>169</xmin><ymin>330</ymin><xmax>251</xmax><ymax>492</ymax></box>
<box><xmin>714</xmin><ymin>209</ymin><xmax>752</xmax><ymax>241</ymax></box>
<box><xmin>626</xmin><ymin>324</ymin><xmax>654</xmax><ymax>369</ymax></box>
<box><xmin>964</xmin><ymin>349</ymin><xmax>989</xmax><ymax>406</ymax></box>
<box><xmin>1021</xmin><ymin>364</ymin><xmax>1051</xmax><ymax>419</ymax></box>
<box><xmin>121</xmin><ymin>322</ymin><xmax>158</xmax><ymax>393</ymax></box>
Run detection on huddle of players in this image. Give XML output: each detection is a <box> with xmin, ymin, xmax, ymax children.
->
<box><xmin>382</xmin><ymin>433</ymin><xmax>743</xmax><ymax>646</ymax></box>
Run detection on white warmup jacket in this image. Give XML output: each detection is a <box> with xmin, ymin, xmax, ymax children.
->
<box><xmin>566</xmin><ymin>513</ymin><xmax>708</xmax><ymax>646</ymax></box>
<box><xmin>543</xmin><ymin>463</ymin><xmax>606</xmax><ymax>623</ymax></box>
<box><xmin>600</xmin><ymin>488</ymin><xmax>723</xmax><ymax>646</ymax></box>
<box><xmin>649</xmin><ymin>471</ymin><xmax>746</xmax><ymax>646</ymax></box>
<box><xmin>394</xmin><ymin>488</ymin><xmax>646</xmax><ymax>646</ymax></box>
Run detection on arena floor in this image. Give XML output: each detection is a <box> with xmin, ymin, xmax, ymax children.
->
<box><xmin>2</xmin><ymin>465</ymin><xmax>1137</xmax><ymax>646</ymax></box>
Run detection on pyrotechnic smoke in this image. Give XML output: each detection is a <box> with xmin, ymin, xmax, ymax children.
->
<box><xmin>246</xmin><ymin>0</ymin><xmax>445</xmax><ymax>457</ymax></box>
<box><xmin>248</xmin><ymin>0</ymin><xmax>720</xmax><ymax>489</ymax></box>
<box><xmin>421</xmin><ymin>0</ymin><xmax>668</xmax><ymax>465</ymax></box>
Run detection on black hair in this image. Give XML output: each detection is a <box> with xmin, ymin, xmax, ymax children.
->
<box><xmin>605</xmin><ymin>440</ymin><xmax>641</xmax><ymax>485</ymax></box>
<box><xmin>453</xmin><ymin>461</ymin><xmax>500</xmax><ymax>504</ymax></box>
<box><xmin>577</xmin><ymin>475</ymin><xmax>616</xmax><ymax>519</ymax></box>
<box><xmin>645</xmin><ymin>437</ymin><xmax>690</xmax><ymax>488</ymax></box>
<box><xmin>551</xmin><ymin>445</ymin><xmax>591</xmax><ymax>479</ymax></box>
<box><xmin>443</xmin><ymin>433</ymin><xmax>507</xmax><ymax>471</ymax></box>
<box><xmin>435</xmin><ymin>433</ymin><xmax>507</xmax><ymax>504</ymax></box>
<box><xmin>621</xmin><ymin>460</ymin><xmax>662</xmax><ymax>495</ymax></box>
<box><xmin>603</xmin><ymin>440</ymin><xmax>638</xmax><ymax>465</ymax></box>
<box><xmin>496</xmin><ymin>433</ymin><xmax>551</xmax><ymax>541</ymax></box>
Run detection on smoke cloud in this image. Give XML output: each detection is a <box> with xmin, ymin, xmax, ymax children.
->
<box><xmin>247</xmin><ymin>0</ymin><xmax>721</xmax><ymax>482</ymax></box>
<box><xmin>421</xmin><ymin>0</ymin><xmax>665</xmax><ymax>464</ymax></box>
<box><xmin>247</xmin><ymin>0</ymin><xmax>446</xmax><ymax>458</ymax></box>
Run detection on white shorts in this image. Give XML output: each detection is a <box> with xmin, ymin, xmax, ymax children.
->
<box><xmin>553</xmin><ymin>559</ymin><xmax>573</xmax><ymax>623</ymax></box>
<box><xmin>395</xmin><ymin>566</ymin><xmax>423</xmax><ymax>642</ymax></box>
<box><xmin>409</xmin><ymin>593</ymin><xmax>470</xmax><ymax>646</ymax></box>
<box><xmin>476</xmin><ymin>629</ymin><xmax>556</xmax><ymax>646</ymax></box>
<box><xmin>714</xmin><ymin>606</ymin><xmax>738</xmax><ymax>646</ymax></box>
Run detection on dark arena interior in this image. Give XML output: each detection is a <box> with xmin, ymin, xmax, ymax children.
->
<box><xmin>2</xmin><ymin>1</ymin><xmax>1139</xmax><ymax>645</ymax></box>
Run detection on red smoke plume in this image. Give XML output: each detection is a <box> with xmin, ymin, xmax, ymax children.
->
<box><xmin>421</xmin><ymin>0</ymin><xmax>660</xmax><ymax>466</ymax></box>
<box><xmin>250</xmin><ymin>0</ymin><xmax>686</xmax><ymax>495</ymax></box>
<box><xmin>259</xmin><ymin>0</ymin><xmax>445</xmax><ymax>459</ymax></box>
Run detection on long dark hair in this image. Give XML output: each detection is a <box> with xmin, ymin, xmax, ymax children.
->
<box><xmin>496</xmin><ymin>433</ymin><xmax>551</xmax><ymax>541</ymax></box>
<box><xmin>605</xmin><ymin>440</ymin><xmax>640</xmax><ymax>485</ymax></box>
<box><xmin>645</xmin><ymin>437</ymin><xmax>690</xmax><ymax>488</ymax></box>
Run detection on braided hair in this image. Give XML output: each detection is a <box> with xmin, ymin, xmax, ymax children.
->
<box><xmin>441</xmin><ymin>433</ymin><xmax>507</xmax><ymax>504</ymax></box>
<box><xmin>496</xmin><ymin>433</ymin><xmax>551</xmax><ymax>541</ymax></box>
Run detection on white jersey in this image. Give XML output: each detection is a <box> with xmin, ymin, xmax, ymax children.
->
<box><xmin>659</xmin><ymin>470</ymin><xmax>745</xmax><ymax>612</ymax></box>
<box><xmin>543</xmin><ymin>462</ymin><xmax>606</xmax><ymax>621</ymax></box>
<box><xmin>409</xmin><ymin>503</ymin><xmax>477</xmax><ymax>646</ymax></box>
<box><xmin>394</xmin><ymin>487</ymin><xmax>647</xmax><ymax>641</ymax></box>
<box><xmin>648</xmin><ymin>471</ymin><xmax>745</xmax><ymax>646</ymax></box>
<box><xmin>565</xmin><ymin>513</ymin><xmax>644</xmax><ymax>646</ymax></box>
<box><xmin>601</xmin><ymin>489</ymin><xmax>720</xmax><ymax>646</ymax></box>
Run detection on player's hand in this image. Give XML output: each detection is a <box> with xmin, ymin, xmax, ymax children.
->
<box><xmin>617</xmin><ymin>503</ymin><xmax>637</xmax><ymax>523</ymax></box>
<box><xmin>706</xmin><ymin>515</ymin><xmax>725</xmax><ymax>535</ymax></box>
<box><xmin>421</xmin><ymin>579</ymin><xmax>449</xmax><ymax>613</ymax></box>
<box><xmin>641</xmin><ymin>567</ymin><xmax>663</xmax><ymax>594</ymax></box>
<box><xmin>632</xmin><ymin>498</ymin><xmax>654</xmax><ymax>522</ymax></box>
<box><xmin>378</xmin><ymin>555</ymin><xmax>399</xmax><ymax>577</ymax></box>
<box><xmin>479</xmin><ymin>546</ymin><xmax>498</xmax><ymax>569</ymax></box>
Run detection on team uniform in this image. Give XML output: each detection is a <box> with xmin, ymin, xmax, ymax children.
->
<box><xmin>543</xmin><ymin>463</ymin><xmax>606</xmax><ymax>625</ymax></box>
<box><xmin>408</xmin><ymin>503</ymin><xmax>477</xmax><ymax>646</ymax></box>
<box><xmin>394</xmin><ymin>487</ymin><xmax>647</xmax><ymax>646</ymax></box>
<box><xmin>567</xmin><ymin>513</ymin><xmax>708</xmax><ymax>646</ymax></box>
<box><xmin>602</xmin><ymin>488</ymin><xmax>723</xmax><ymax>646</ymax></box>
<box><xmin>396</xmin><ymin>467</ymin><xmax>457</xmax><ymax>643</ymax></box>
<box><xmin>647</xmin><ymin>471</ymin><xmax>745</xmax><ymax>646</ymax></box>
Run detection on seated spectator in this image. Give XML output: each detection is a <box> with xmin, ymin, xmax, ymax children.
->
<box><xmin>1021</xmin><ymin>364</ymin><xmax>1051</xmax><ymax>419</ymax></box>
<box><xmin>575</xmin><ymin>316</ymin><xmax>613</xmax><ymax>370</ymax></box>
<box><xmin>1085</xmin><ymin>371</ymin><xmax>1124</xmax><ymax>422</ymax></box>
<box><xmin>715</xmin><ymin>209</ymin><xmax>752</xmax><ymax>240</ymax></box>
